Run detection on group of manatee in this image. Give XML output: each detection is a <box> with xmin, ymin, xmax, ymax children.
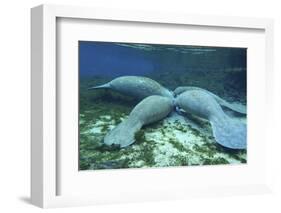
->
<box><xmin>88</xmin><ymin>76</ymin><xmax>247</xmax><ymax>150</ymax></box>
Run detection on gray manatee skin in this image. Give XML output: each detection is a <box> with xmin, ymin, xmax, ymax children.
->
<box><xmin>88</xmin><ymin>76</ymin><xmax>174</xmax><ymax>99</ymax></box>
<box><xmin>104</xmin><ymin>95</ymin><xmax>174</xmax><ymax>148</ymax></box>
<box><xmin>175</xmin><ymin>90</ymin><xmax>246</xmax><ymax>149</ymax></box>
<box><xmin>174</xmin><ymin>86</ymin><xmax>246</xmax><ymax>114</ymax></box>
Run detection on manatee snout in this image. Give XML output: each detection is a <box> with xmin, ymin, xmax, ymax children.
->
<box><xmin>174</xmin><ymin>86</ymin><xmax>246</xmax><ymax>115</ymax></box>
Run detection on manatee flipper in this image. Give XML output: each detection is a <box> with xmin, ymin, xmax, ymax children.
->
<box><xmin>175</xmin><ymin>90</ymin><xmax>247</xmax><ymax>149</ymax></box>
<box><xmin>210</xmin><ymin>115</ymin><xmax>247</xmax><ymax>149</ymax></box>
<box><xmin>220</xmin><ymin>102</ymin><xmax>246</xmax><ymax>114</ymax></box>
<box><xmin>174</xmin><ymin>86</ymin><xmax>246</xmax><ymax>114</ymax></box>
<box><xmin>104</xmin><ymin>95</ymin><xmax>174</xmax><ymax>148</ymax></box>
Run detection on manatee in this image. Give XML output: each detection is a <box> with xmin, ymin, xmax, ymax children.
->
<box><xmin>88</xmin><ymin>76</ymin><xmax>174</xmax><ymax>99</ymax></box>
<box><xmin>174</xmin><ymin>86</ymin><xmax>246</xmax><ymax>114</ymax></box>
<box><xmin>175</xmin><ymin>90</ymin><xmax>246</xmax><ymax>149</ymax></box>
<box><xmin>104</xmin><ymin>95</ymin><xmax>174</xmax><ymax>148</ymax></box>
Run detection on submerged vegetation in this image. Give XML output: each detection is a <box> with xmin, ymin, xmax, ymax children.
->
<box><xmin>79</xmin><ymin>42</ymin><xmax>247</xmax><ymax>170</ymax></box>
<box><xmin>79</xmin><ymin>77</ymin><xmax>247</xmax><ymax>170</ymax></box>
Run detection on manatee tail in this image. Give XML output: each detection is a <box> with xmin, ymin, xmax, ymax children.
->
<box><xmin>104</xmin><ymin>117</ymin><xmax>142</xmax><ymax>148</ymax></box>
<box><xmin>210</xmin><ymin>115</ymin><xmax>247</xmax><ymax>149</ymax></box>
<box><xmin>87</xmin><ymin>83</ymin><xmax>110</xmax><ymax>90</ymax></box>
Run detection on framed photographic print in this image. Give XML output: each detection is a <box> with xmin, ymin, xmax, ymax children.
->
<box><xmin>31</xmin><ymin>4</ymin><xmax>274</xmax><ymax>208</ymax></box>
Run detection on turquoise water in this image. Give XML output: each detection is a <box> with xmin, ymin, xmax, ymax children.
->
<box><xmin>79</xmin><ymin>42</ymin><xmax>247</xmax><ymax>170</ymax></box>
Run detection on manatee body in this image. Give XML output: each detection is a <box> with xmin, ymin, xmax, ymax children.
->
<box><xmin>174</xmin><ymin>86</ymin><xmax>246</xmax><ymax>114</ymax></box>
<box><xmin>104</xmin><ymin>95</ymin><xmax>174</xmax><ymax>148</ymax></box>
<box><xmin>89</xmin><ymin>76</ymin><xmax>174</xmax><ymax>99</ymax></box>
<box><xmin>175</xmin><ymin>90</ymin><xmax>246</xmax><ymax>149</ymax></box>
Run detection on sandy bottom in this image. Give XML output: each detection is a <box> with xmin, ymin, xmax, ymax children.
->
<box><xmin>79</xmin><ymin>109</ymin><xmax>247</xmax><ymax>170</ymax></box>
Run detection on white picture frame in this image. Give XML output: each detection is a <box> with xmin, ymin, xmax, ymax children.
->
<box><xmin>31</xmin><ymin>4</ymin><xmax>274</xmax><ymax>208</ymax></box>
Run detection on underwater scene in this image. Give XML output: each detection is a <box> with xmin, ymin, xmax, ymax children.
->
<box><xmin>79</xmin><ymin>41</ymin><xmax>247</xmax><ymax>170</ymax></box>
